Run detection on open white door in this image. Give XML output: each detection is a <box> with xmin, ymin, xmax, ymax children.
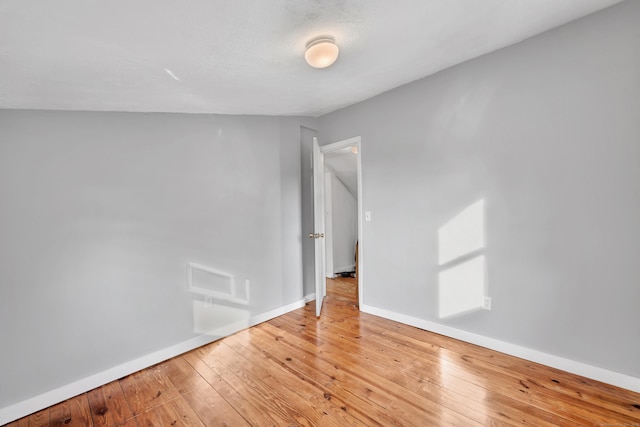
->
<box><xmin>312</xmin><ymin>137</ymin><xmax>327</xmax><ymax>317</ymax></box>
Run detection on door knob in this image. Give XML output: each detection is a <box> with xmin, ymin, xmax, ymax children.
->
<box><xmin>308</xmin><ymin>233</ymin><xmax>315</xmax><ymax>239</ymax></box>
<box><xmin>308</xmin><ymin>233</ymin><xmax>325</xmax><ymax>239</ymax></box>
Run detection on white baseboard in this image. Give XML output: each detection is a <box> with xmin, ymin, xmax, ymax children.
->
<box><xmin>304</xmin><ymin>292</ymin><xmax>316</xmax><ymax>302</ymax></box>
<box><xmin>360</xmin><ymin>304</ymin><xmax>640</xmax><ymax>393</ymax></box>
<box><xmin>335</xmin><ymin>264</ymin><xmax>355</xmax><ymax>274</ymax></box>
<box><xmin>0</xmin><ymin>299</ymin><xmax>307</xmax><ymax>425</ymax></box>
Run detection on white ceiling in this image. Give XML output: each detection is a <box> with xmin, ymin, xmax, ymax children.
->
<box><xmin>0</xmin><ymin>0</ymin><xmax>623</xmax><ymax>117</ymax></box>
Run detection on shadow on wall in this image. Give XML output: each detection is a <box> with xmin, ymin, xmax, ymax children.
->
<box><xmin>188</xmin><ymin>262</ymin><xmax>251</xmax><ymax>338</ymax></box>
<box><xmin>438</xmin><ymin>199</ymin><xmax>486</xmax><ymax>318</ymax></box>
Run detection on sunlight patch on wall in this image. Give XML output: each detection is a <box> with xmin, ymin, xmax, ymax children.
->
<box><xmin>192</xmin><ymin>301</ymin><xmax>250</xmax><ymax>337</ymax></box>
<box><xmin>439</xmin><ymin>255</ymin><xmax>485</xmax><ymax>318</ymax></box>
<box><xmin>438</xmin><ymin>200</ymin><xmax>486</xmax><ymax>318</ymax></box>
<box><xmin>188</xmin><ymin>262</ymin><xmax>252</xmax><ymax>335</ymax></box>
<box><xmin>438</xmin><ymin>200</ymin><xmax>485</xmax><ymax>265</ymax></box>
<box><xmin>188</xmin><ymin>263</ymin><xmax>235</xmax><ymax>299</ymax></box>
<box><xmin>187</xmin><ymin>262</ymin><xmax>250</xmax><ymax>305</ymax></box>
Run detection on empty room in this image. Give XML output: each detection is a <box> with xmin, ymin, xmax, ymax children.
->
<box><xmin>1</xmin><ymin>0</ymin><xmax>639</xmax><ymax>425</ymax></box>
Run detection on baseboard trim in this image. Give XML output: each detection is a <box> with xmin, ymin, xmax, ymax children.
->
<box><xmin>360</xmin><ymin>304</ymin><xmax>640</xmax><ymax>393</ymax></box>
<box><xmin>304</xmin><ymin>292</ymin><xmax>316</xmax><ymax>302</ymax></box>
<box><xmin>335</xmin><ymin>264</ymin><xmax>356</xmax><ymax>274</ymax></box>
<box><xmin>0</xmin><ymin>299</ymin><xmax>307</xmax><ymax>425</ymax></box>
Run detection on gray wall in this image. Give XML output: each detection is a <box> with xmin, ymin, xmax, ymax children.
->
<box><xmin>326</xmin><ymin>172</ymin><xmax>357</xmax><ymax>274</ymax></box>
<box><xmin>0</xmin><ymin>110</ymin><xmax>313</xmax><ymax>407</ymax></box>
<box><xmin>319</xmin><ymin>1</ymin><xmax>640</xmax><ymax>377</ymax></box>
<box><xmin>281</xmin><ymin>119</ymin><xmax>318</xmax><ymax>302</ymax></box>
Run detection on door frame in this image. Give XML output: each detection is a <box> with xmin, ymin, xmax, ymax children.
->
<box><xmin>312</xmin><ymin>137</ymin><xmax>326</xmax><ymax>316</ymax></box>
<box><xmin>319</xmin><ymin>136</ymin><xmax>363</xmax><ymax>309</ymax></box>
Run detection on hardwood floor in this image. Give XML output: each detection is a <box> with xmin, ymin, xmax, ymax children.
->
<box><xmin>6</xmin><ymin>276</ymin><xmax>640</xmax><ymax>426</ymax></box>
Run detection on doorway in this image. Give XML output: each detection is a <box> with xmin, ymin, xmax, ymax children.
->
<box><xmin>301</xmin><ymin>132</ymin><xmax>363</xmax><ymax>314</ymax></box>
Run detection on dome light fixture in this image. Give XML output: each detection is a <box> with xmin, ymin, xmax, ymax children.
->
<box><xmin>304</xmin><ymin>36</ymin><xmax>339</xmax><ymax>69</ymax></box>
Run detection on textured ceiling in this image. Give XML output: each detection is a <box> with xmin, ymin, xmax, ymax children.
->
<box><xmin>0</xmin><ymin>0</ymin><xmax>623</xmax><ymax>116</ymax></box>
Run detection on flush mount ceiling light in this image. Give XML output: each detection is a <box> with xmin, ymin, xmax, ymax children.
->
<box><xmin>304</xmin><ymin>36</ymin><xmax>339</xmax><ymax>69</ymax></box>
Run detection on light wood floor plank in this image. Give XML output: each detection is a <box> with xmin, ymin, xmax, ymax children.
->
<box><xmin>337</xmin><ymin>318</ymin><xmax>613</xmax><ymax>425</ymax></box>
<box><xmin>49</xmin><ymin>400</ymin><xmax>72</xmax><ymax>427</ymax></box>
<box><xmin>194</xmin><ymin>343</ymin><xmax>315</xmax><ymax>425</ymax></box>
<box><xmin>245</xmin><ymin>324</ymin><xmax>413</xmax><ymax>426</ymax></box>
<box><xmin>259</xmin><ymin>321</ymin><xmax>489</xmax><ymax>426</ymax></box>
<box><xmin>182</xmin><ymin>351</ymin><xmax>285</xmax><ymax>426</ymax></box>
<box><xmin>86</xmin><ymin>380</ymin><xmax>136</xmax><ymax>427</ymax></box>
<box><xmin>162</xmin><ymin>357</ymin><xmax>249</xmax><ymax>426</ymax></box>
<box><xmin>224</xmin><ymin>327</ymin><xmax>401</xmax><ymax>426</ymax></box>
<box><xmin>5</xmin><ymin>418</ymin><xmax>28</xmax><ymax>427</ymax></box>
<box><xmin>66</xmin><ymin>394</ymin><xmax>93</xmax><ymax>426</ymax></box>
<box><xmin>119</xmin><ymin>364</ymin><xmax>182</xmax><ymax>418</ymax></box>
<box><xmin>269</xmin><ymin>308</ymin><xmax>543</xmax><ymax>426</ymax></box>
<box><xmin>28</xmin><ymin>407</ymin><xmax>49</xmax><ymax>427</ymax></box>
<box><xmin>258</xmin><ymin>325</ymin><xmax>532</xmax><ymax>425</ymax></box>
<box><xmin>213</xmin><ymin>337</ymin><xmax>354</xmax><ymax>426</ymax></box>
